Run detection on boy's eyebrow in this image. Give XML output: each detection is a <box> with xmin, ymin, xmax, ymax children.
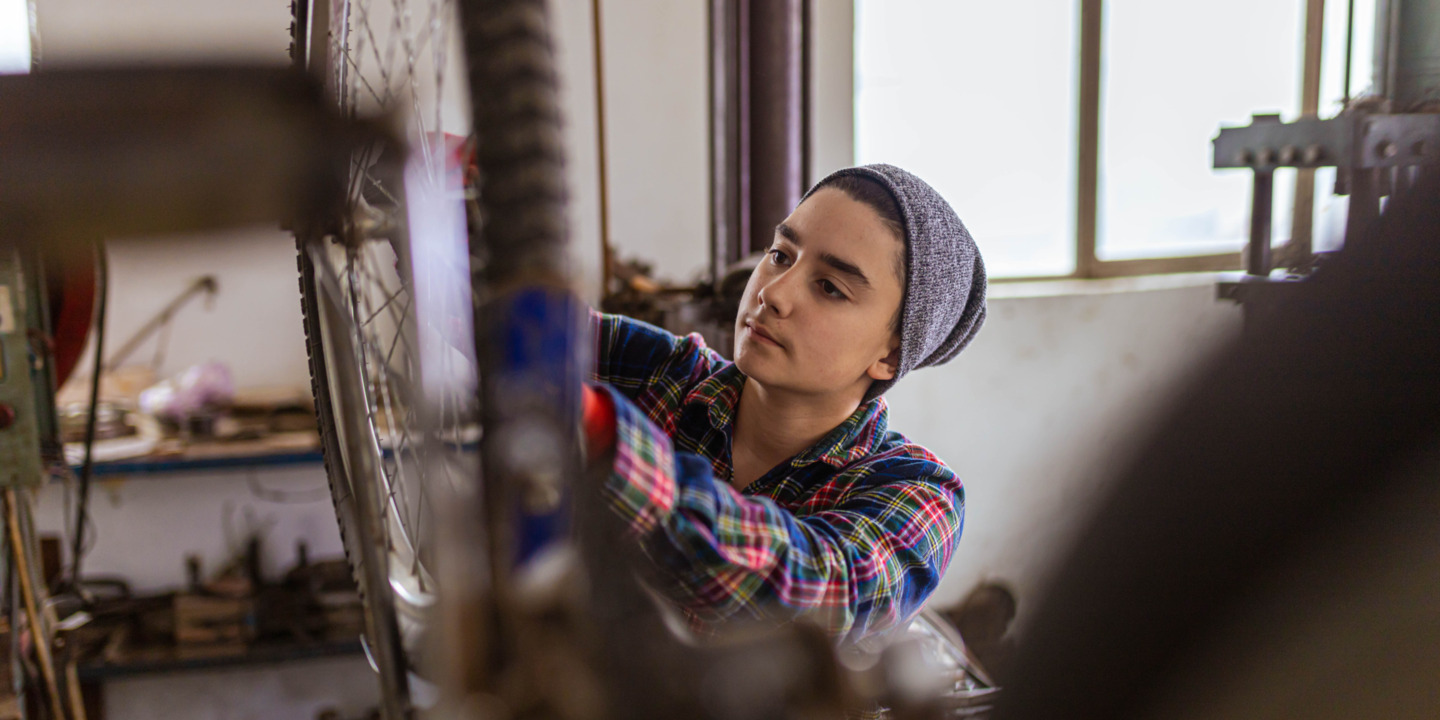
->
<box><xmin>773</xmin><ymin>222</ymin><xmax>872</xmax><ymax>289</ymax></box>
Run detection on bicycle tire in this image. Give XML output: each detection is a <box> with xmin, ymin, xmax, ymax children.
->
<box><xmin>293</xmin><ymin>0</ymin><xmax>480</xmax><ymax>716</ymax></box>
<box><xmin>297</xmin><ymin>0</ymin><xmax>583</xmax><ymax>714</ymax></box>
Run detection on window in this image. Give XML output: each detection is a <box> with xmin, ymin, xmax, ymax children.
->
<box><xmin>1098</xmin><ymin>0</ymin><xmax>1301</xmax><ymax>262</ymax></box>
<box><xmin>855</xmin><ymin>0</ymin><xmax>1079</xmax><ymax>278</ymax></box>
<box><xmin>1311</xmin><ymin>0</ymin><xmax>1377</xmax><ymax>253</ymax></box>
<box><xmin>1</xmin><ymin>0</ymin><xmax>32</xmax><ymax>75</ymax></box>
<box><xmin>854</xmin><ymin>0</ymin><xmax>1334</xmax><ymax>280</ymax></box>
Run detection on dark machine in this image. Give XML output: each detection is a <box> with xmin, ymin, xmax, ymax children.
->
<box><xmin>1213</xmin><ymin>0</ymin><xmax>1440</xmax><ymax>319</ymax></box>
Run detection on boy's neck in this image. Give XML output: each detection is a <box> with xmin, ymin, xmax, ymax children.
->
<box><xmin>729</xmin><ymin>378</ymin><xmax>864</xmax><ymax>491</ymax></box>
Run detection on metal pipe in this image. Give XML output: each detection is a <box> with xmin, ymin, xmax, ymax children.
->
<box><xmin>592</xmin><ymin>0</ymin><xmax>613</xmax><ymax>298</ymax></box>
<box><xmin>1373</xmin><ymin>0</ymin><xmax>1402</xmax><ymax>105</ymax></box>
<box><xmin>1347</xmin><ymin>168</ymin><xmax>1381</xmax><ymax>241</ymax></box>
<box><xmin>1249</xmin><ymin>170</ymin><xmax>1274</xmax><ymax>276</ymax></box>
<box><xmin>745</xmin><ymin>0</ymin><xmax>805</xmax><ymax>257</ymax></box>
<box><xmin>710</xmin><ymin>0</ymin><xmax>742</xmax><ymax>283</ymax></box>
<box><xmin>102</xmin><ymin>275</ymin><xmax>216</xmax><ymax>372</ymax></box>
<box><xmin>1076</xmin><ymin>0</ymin><xmax>1104</xmax><ymax>278</ymax></box>
<box><xmin>1393</xmin><ymin>0</ymin><xmax>1440</xmax><ymax>110</ymax></box>
<box><xmin>710</xmin><ymin>0</ymin><xmax>809</xmax><ymax>265</ymax></box>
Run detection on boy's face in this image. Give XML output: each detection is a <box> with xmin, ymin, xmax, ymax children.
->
<box><xmin>733</xmin><ymin>188</ymin><xmax>904</xmax><ymax>401</ymax></box>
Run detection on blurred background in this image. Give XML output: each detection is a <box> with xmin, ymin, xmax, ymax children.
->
<box><xmin>1</xmin><ymin>0</ymin><xmax>1402</xmax><ymax>717</ymax></box>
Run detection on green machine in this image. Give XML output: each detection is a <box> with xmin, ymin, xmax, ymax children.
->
<box><xmin>0</xmin><ymin>242</ymin><xmax>60</xmax><ymax>489</ymax></box>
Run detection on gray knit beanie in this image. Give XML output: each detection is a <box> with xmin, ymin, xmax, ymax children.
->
<box><xmin>804</xmin><ymin>164</ymin><xmax>987</xmax><ymax>402</ymax></box>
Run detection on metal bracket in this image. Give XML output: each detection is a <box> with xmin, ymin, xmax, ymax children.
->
<box><xmin>1214</xmin><ymin>111</ymin><xmax>1440</xmax><ymax>278</ymax></box>
<box><xmin>1214</xmin><ymin>112</ymin><xmax>1440</xmax><ymax>171</ymax></box>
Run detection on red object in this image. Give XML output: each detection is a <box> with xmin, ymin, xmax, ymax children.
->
<box><xmin>0</xmin><ymin>403</ymin><xmax>15</xmax><ymax>430</ymax></box>
<box><xmin>47</xmin><ymin>247</ymin><xmax>99</xmax><ymax>389</ymax></box>
<box><xmin>581</xmin><ymin>384</ymin><xmax>616</xmax><ymax>459</ymax></box>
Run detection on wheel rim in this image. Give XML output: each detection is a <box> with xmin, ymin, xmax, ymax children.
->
<box><xmin>302</xmin><ymin>0</ymin><xmax>477</xmax><ymax>690</ymax></box>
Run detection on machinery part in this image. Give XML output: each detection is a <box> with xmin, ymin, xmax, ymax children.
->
<box><xmin>0</xmin><ymin>245</ymin><xmax>45</xmax><ymax>490</ymax></box>
<box><xmin>0</xmin><ymin>60</ymin><xmax>378</xmax><ymax>712</ymax></box>
<box><xmin>44</xmin><ymin>245</ymin><xmax>97</xmax><ymax>391</ymax></box>
<box><xmin>0</xmin><ymin>67</ymin><xmax>359</xmax><ymax>245</ymax></box>
<box><xmin>995</xmin><ymin>171</ymin><xmax>1440</xmax><ymax>720</ymax></box>
<box><xmin>458</xmin><ymin>0</ymin><xmax>586</xmax><ymax>691</ymax></box>
<box><xmin>294</xmin><ymin>0</ymin><xmax>476</xmax><ymax>717</ymax></box>
<box><xmin>1213</xmin><ymin>112</ymin><xmax>1440</xmax><ymax>172</ymax></box>
<box><xmin>0</xmin><ymin>64</ymin><xmax>363</xmax><ymax>401</ymax></box>
<box><xmin>905</xmin><ymin>607</ymin><xmax>1002</xmax><ymax>717</ymax></box>
<box><xmin>1212</xmin><ymin>0</ymin><xmax>1440</xmax><ymax>282</ymax></box>
<box><xmin>102</xmin><ymin>275</ymin><xmax>216</xmax><ymax>372</ymax></box>
<box><xmin>1377</xmin><ymin>0</ymin><xmax>1440</xmax><ymax>111</ymax></box>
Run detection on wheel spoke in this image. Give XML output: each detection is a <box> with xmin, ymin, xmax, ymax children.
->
<box><xmin>355</xmin><ymin>0</ymin><xmax>399</xmax><ymax>108</ymax></box>
<box><xmin>361</xmin><ymin>285</ymin><xmax>407</xmax><ymax>328</ymax></box>
<box><xmin>344</xmin><ymin>49</ymin><xmax>391</xmax><ymax>114</ymax></box>
<box><xmin>304</xmin><ymin>0</ymin><xmax>475</xmax><ymax>702</ymax></box>
<box><xmin>367</xmin><ymin>174</ymin><xmax>402</xmax><ymax>207</ymax></box>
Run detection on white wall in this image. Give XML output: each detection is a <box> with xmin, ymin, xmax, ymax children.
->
<box><xmin>885</xmin><ymin>278</ymin><xmax>1241</xmax><ymax>613</ymax></box>
<box><xmin>594</xmin><ymin>0</ymin><xmax>710</xmax><ymax>284</ymax></box>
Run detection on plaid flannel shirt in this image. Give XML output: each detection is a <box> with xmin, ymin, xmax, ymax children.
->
<box><xmin>591</xmin><ymin>311</ymin><xmax>965</xmax><ymax>646</ymax></box>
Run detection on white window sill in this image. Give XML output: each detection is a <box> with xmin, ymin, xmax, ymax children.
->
<box><xmin>988</xmin><ymin>272</ymin><xmax>1230</xmax><ymax>300</ymax></box>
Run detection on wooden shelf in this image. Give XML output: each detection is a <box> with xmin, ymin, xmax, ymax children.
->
<box><xmin>73</xmin><ymin>433</ymin><xmax>324</xmax><ymax>477</ymax></box>
<box><xmin>76</xmin><ymin>637</ymin><xmax>363</xmax><ymax>680</ymax></box>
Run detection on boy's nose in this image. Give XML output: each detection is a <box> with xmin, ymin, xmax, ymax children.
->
<box><xmin>758</xmin><ymin>269</ymin><xmax>799</xmax><ymax>318</ymax></box>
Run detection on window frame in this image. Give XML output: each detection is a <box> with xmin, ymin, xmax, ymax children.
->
<box><xmin>826</xmin><ymin>0</ymin><xmax>1327</xmax><ymax>282</ymax></box>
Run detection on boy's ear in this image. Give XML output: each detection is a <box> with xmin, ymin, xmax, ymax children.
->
<box><xmin>867</xmin><ymin>339</ymin><xmax>901</xmax><ymax>382</ymax></box>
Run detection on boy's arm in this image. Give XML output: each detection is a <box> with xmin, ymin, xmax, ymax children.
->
<box><xmin>587</xmin><ymin>383</ymin><xmax>965</xmax><ymax>645</ymax></box>
<box><xmin>590</xmin><ymin>309</ymin><xmax>725</xmax><ymax>409</ymax></box>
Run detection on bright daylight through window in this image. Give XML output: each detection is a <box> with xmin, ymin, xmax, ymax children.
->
<box><xmin>1098</xmin><ymin>0</ymin><xmax>1302</xmax><ymax>261</ymax></box>
<box><xmin>856</xmin><ymin>0</ymin><xmax>1079</xmax><ymax>279</ymax></box>
<box><xmin>855</xmin><ymin>0</ymin><xmax>1358</xmax><ymax>278</ymax></box>
<box><xmin>1</xmin><ymin>0</ymin><xmax>32</xmax><ymax>75</ymax></box>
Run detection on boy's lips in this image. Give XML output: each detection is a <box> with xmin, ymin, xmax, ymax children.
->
<box><xmin>746</xmin><ymin>320</ymin><xmax>784</xmax><ymax>348</ymax></box>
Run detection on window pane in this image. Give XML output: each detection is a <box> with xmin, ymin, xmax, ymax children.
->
<box><xmin>1098</xmin><ymin>0</ymin><xmax>1303</xmax><ymax>261</ymax></box>
<box><xmin>855</xmin><ymin>0</ymin><xmax>1078</xmax><ymax>278</ymax></box>
<box><xmin>1311</xmin><ymin>0</ymin><xmax>1378</xmax><ymax>254</ymax></box>
<box><xmin>1</xmin><ymin>0</ymin><xmax>31</xmax><ymax>74</ymax></box>
<box><xmin>1320</xmin><ymin>0</ymin><xmax>1377</xmax><ymax>113</ymax></box>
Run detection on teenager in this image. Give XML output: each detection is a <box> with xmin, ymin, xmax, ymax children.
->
<box><xmin>585</xmin><ymin>164</ymin><xmax>986</xmax><ymax>646</ymax></box>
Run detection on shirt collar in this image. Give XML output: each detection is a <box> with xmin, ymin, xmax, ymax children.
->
<box><xmin>687</xmin><ymin>363</ymin><xmax>745</xmax><ymax>431</ymax></box>
<box><xmin>791</xmin><ymin>397</ymin><xmax>889</xmax><ymax>468</ymax></box>
<box><xmin>687</xmin><ymin>364</ymin><xmax>890</xmax><ymax>469</ymax></box>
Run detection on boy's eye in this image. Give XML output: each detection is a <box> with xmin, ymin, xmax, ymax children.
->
<box><xmin>768</xmin><ymin>249</ymin><xmax>792</xmax><ymax>266</ymax></box>
<box><xmin>819</xmin><ymin>279</ymin><xmax>846</xmax><ymax>299</ymax></box>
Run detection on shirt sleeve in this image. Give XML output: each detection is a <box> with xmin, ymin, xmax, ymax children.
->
<box><xmin>590</xmin><ymin>309</ymin><xmax>727</xmax><ymax>420</ymax></box>
<box><xmin>595</xmin><ymin>383</ymin><xmax>966</xmax><ymax>646</ymax></box>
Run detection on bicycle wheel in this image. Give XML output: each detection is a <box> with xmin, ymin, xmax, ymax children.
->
<box><xmin>292</xmin><ymin>0</ymin><xmax>478</xmax><ymax>715</ymax></box>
